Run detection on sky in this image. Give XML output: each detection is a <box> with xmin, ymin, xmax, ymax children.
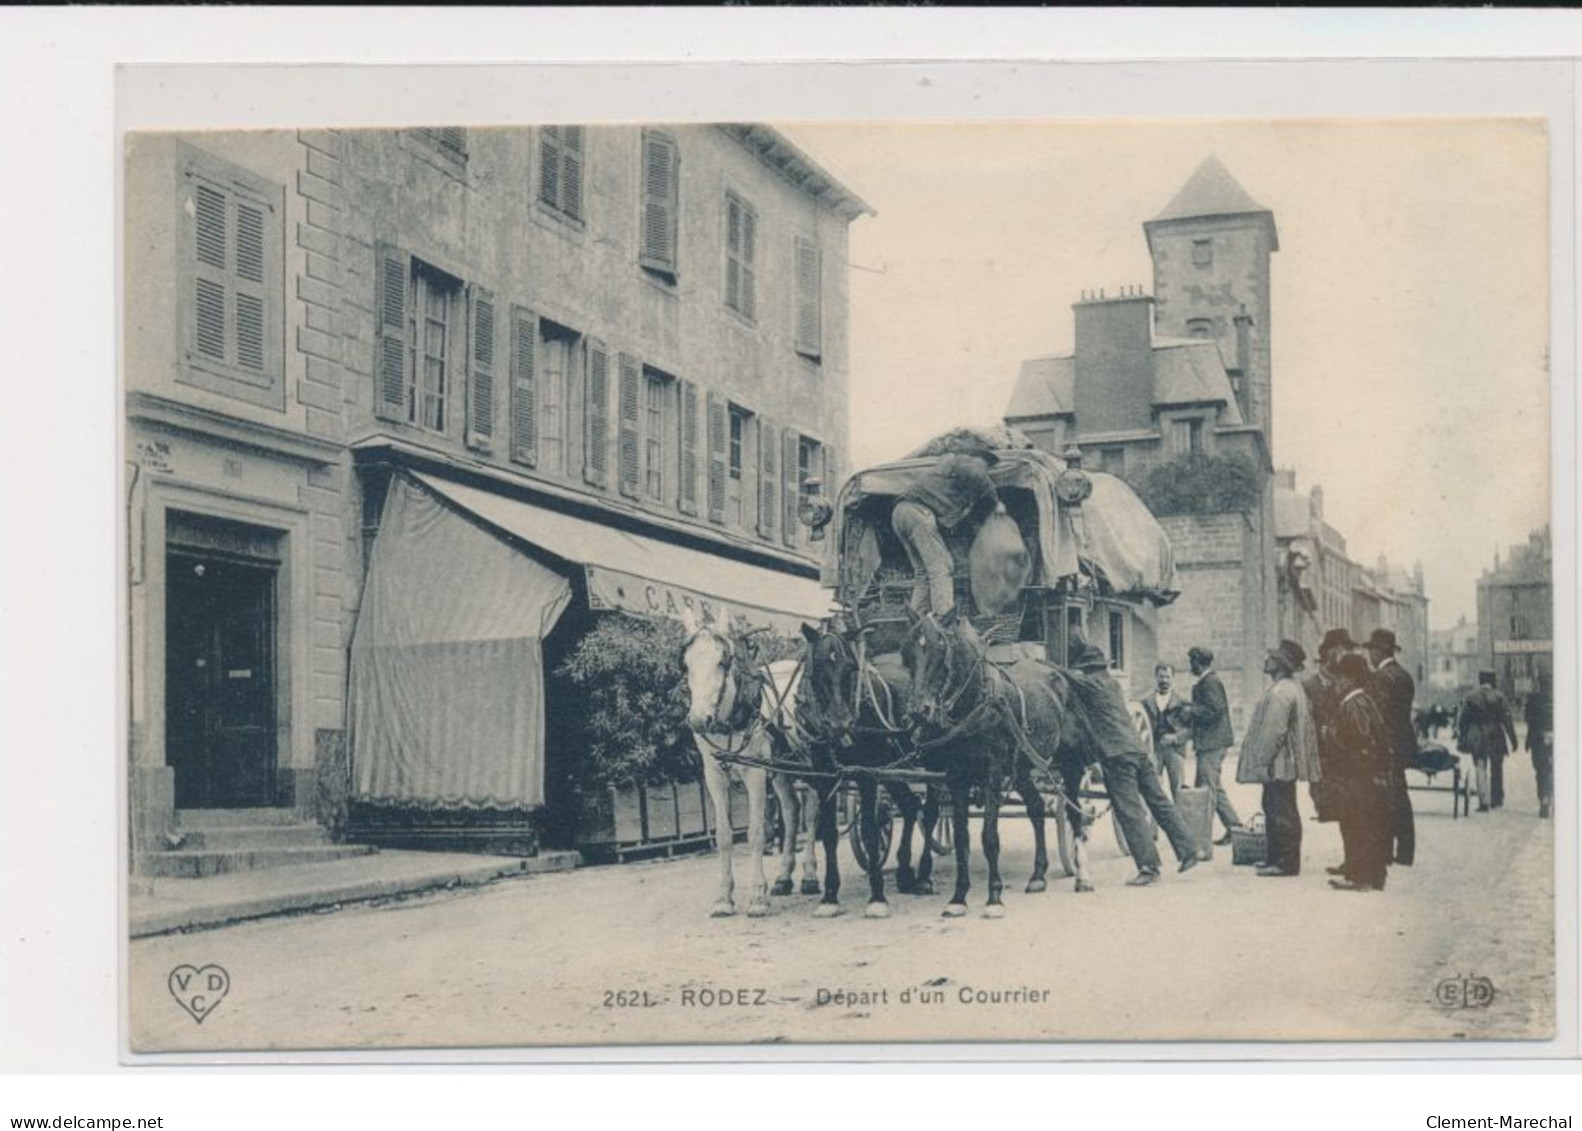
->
<box><xmin>782</xmin><ymin>120</ymin><xmax>1553</xmax><ymax>630</ymax></box>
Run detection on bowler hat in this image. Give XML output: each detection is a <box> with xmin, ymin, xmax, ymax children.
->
<box><xmin>1366</xmin><ymin>628</ymin><xmax>1400</xmax><ymax>653</ymax></box>
<box><xmin>1267</xmin><ymin>639</ymin><xmax>1307</xmax><ymax>673</ymax></box>
<box><xmin>1319</xmin><ymin>628</ymin><xmax>1357</xmax><ymax>654</ymax></box>
<box><xmin>1069</xmin><ymin>639</ymin><xmax>1109</xmax><ymax>672</ymax></box>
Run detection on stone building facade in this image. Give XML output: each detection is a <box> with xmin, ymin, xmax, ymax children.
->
<box><xmin>1477</xmin><ymin>526</ymin><xmax>1553</xmax><ymax>702</ymax></box>
<box><xmin>1004</xmin><ymin>156</ymin><xmax>1278</xmax><ymax>722</ymax></box>
<box><xmin>126</xmin><ymin>126</ymin><xmax>868</xmax><ymax>867</ymax></box>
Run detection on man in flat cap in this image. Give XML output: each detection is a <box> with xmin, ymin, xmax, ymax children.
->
<box><xmin>1366</xmin><ymin>628</ymin><xmax>1417</xmax><ymax>863</ymax></box>
<box><xmin>1067</xmin><ymin>636</ymin><xmax>1201</xmax><ymax>887</ymax></box>
<box><xmin>1237</xmin><ymin>640</ymin><xmax>1322</xmax><ymax>877</ymax></box>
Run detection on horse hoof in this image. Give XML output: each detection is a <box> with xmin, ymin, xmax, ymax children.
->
<box><xmin>1025</xmin><ymin>878</ymin><xmax>1047</xmax><ymax>894</ymax></box>
<box><xmin>864</xmin><ymin>901</ymin><xmax>891</xmax><ymax>919</ymax></box>
<box><xmin>770</xmin><ymin>879</ymin><xmax>794</xmax><ymax>897</ymax></box>
<box><xmin>909</xmin><ymin>879</ymin><xmax>936</xmax><ymax>896</ymax></box>
<box><xmin>746</xmin><ymin>900</ymin><xmax>771</xmax><ymax>919</ymax></box>
<box><xmin>941</xmin><ymin>903</ymin><xmax>968</xmax><ymax>918</ymax></box>
<box><xmin>812</xmin><ymin>902</ymin><xmax>845</xmax><ymax>919</ymax></box>
<box><xmin>800</xmin><ymin>880</ymin><xmax>822</xmax><ymax>896</ymax></box>
<box><xmin>710</xmin><ymin>902</ymin><xmax>737</xmax><ymax>918</ymax></box>
<box><xmin>982</xmin><ymin>904</ymin><xmax>1006</xmax><ymax>919</ymax></box>
<box><xmin>1074</xmin><ymin>880</ymin><xmax>1094</xmax><ymax>894</ymax></box>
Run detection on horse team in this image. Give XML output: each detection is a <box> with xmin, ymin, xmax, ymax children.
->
<box><xmin>680</xmin><ymin>604</ymin><xmax>1097</xmax><ymax>921</ymax></box>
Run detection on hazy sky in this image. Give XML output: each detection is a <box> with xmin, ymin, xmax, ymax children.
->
<box><xmin>782</xmin><ymin>120</ymin><xmax>1552</xmax><ymax>629</ymax></box>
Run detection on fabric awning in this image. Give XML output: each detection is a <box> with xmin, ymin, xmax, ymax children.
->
<box><xmin>412</xmin><ymin>472</ymin><xmax>834</xmax><ymax>635</ymax></box>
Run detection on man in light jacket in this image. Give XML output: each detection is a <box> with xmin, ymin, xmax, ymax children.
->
<box><xmin>1237</xmin><ymin>639</ymin><xmax>1322</xmax><ymax>877</ymax></box>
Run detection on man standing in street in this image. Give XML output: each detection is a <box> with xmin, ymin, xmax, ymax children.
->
<box><xmin>1303</xmin><ymin>629</ymin><xmax>1357</xmax><ymax>871</ymax></box>
<box><xmin>1068</xmin><ymin>639</ymin><xmax>1201</xmax><ymax>887</ymax></box>
<box><xmin>1366</xmin><ymin>628</ymin><xmax>1418</xmax><ymax>865</ymax></box>
<box><xmin>1328</xmin><ymin>653</ymin><xmax>1395</xmax><ymax>892</ymax></box>
<box><xmin>1141</xmin><ymin>661</ymin><xmax>1189</xmax><ymax>798</ymax></box>
<box><xmin>1236</xmin><ymin>639</ymin><xmax>1322</xmax><ymax>877</ymax></box>
<box><xmin>1181</xmin><ymin>645</ymin><xmax>1242</xmax><ymax>845</ymax></box>
<box><xmin>890</xmin><ymin>445</ymin><xmax>1001</xmax><ymax>617</ymax></box>
<box><xmin>1457</xmin><ymin>670</ymin><xmax>1518</xmax><ymax>812</ymax></box>
<box><xmin>1526</xmin><ymin>672</ymin><xmax>1554</xmax><ymax>819</ymax></box>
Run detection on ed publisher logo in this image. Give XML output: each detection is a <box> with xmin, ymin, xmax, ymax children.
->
<box><xmin>1433</xmin><ymin>974</ymin><xmax>1495</xmax><ymax>1010</ymax></box>
<box><xmin>168</xmin><ymin>964</ymin><xmax>230</xmax><ymax>1024</ymax></box>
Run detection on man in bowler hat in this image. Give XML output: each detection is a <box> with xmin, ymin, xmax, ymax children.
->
<box><xmin>1365</xmin><ymin>628</ymin><xmax>1417</xmax><ymax>864</ymax></box>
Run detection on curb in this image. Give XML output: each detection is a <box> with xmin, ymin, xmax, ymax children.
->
<box><xmin>130</xmin><ymin>851</ymin><xmax>581</xmax><ymax>938</ymax></box>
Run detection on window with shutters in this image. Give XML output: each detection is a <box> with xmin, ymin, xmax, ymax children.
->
<box><xmin>407</xmin><ymin>263</ymin><xmax>459</xmax><ymax>434</ymax></box>
<box><xmin>538</xmin><ymin>125</ymin><xmax>586</xmax><ymax>224</ymax></box>
<box><xmin>642</xmin><ymin>368</ymin><xmax>672</xmax><ymax>502</ymax></box>
<box><xmin>465</xmin><ymin>286</ymin><xmax>496</xmax><ymax>450</ymax></box>
<box><xmin>727</xmin><ymin>405</ymin><xmax>751</xmax><ymax>528</ymax></box>
<box><xmin>757</xmin><ymin>419</ymin><xmax>777</xmax><ymax>539</ymax></box>
<box><xmin>537</xmin><ymin>323</ymin><xmax>578</xmax><ymax>475</ymax></box>
<box><xmin>639</xmin><ymin>130</ymin><xmax>679</xmax><ymax>282</ymax></box>
<box><xmin>583</xmin><ymin>338</ymin><xmax>611</xmax><ymax>488</ymax></box>
<box><xmin>507</xmin><ymin>305</ymin><xmax>538</xmax><ymax>466</ymax></box>
<box><xmin>176</xmin><ymin>144</ymin><xmax>285</xmax><ymax>410</ymax></box>
<box><xmin>724</xmin><ymin>192</ymin><xmax>757</xmax><ymax>323</ymax></box>
<box><xmin>677</xmin><ymin>379</ymin><xmax>699</xmax><ymax>516</ymax></box>
<box><xmin>1168</xmin><ymin>416</ymin><xmax>1206</xmax><ymax>458</ymax></box>
<box><xmin>408</xmin><ymin>128</ymin><xmax>468</xmax><ymax>176</ymax></box>
<box><xmin>793</xmin><ymin>236</ymin><xmax>822</xmax><ymax>360</ymax></box>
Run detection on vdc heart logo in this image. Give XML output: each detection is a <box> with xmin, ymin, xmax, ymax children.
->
<box><xmin>168</xmin><ymin>964</ymin><xmax>230</xmax><ymax>1024</ymax></box>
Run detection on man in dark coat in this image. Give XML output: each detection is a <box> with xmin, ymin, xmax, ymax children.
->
<box><xmin>1180</xmin><ymin>645</ymin><xmax>1242</xmax><ymax>844</ymax></box>
<box><xmin>1303</xmin><ymin>628</ymin><xmax>1357</xmax><ymax>873</ymax></box>
<box><xmin>1068</xmin><ymin>639</ymin><xmax>1201</xmax><ymax>887</ymax></box>
<box><xmin>1328</xmin><ymin>653</ymin><xmax>1395</xmax><ymax>892</ymax></box>
<box><xmin>1366</xmin><ymin>628</ymin><xmax>1417</xmax><ymax>865</ymax></box>
<box><xmin>1458</xmin><ymin>670</ymin><xmax>1518</xmax><ymax>812</ymax></box>
<box><xmin>1526</xmin><ymin>672</ymin><xmax>1554</xmax><ymax>819</ymax></box>
<box><xmin>890</xmin><ymin>448</ymin><xmax>1000</xmax><ymax>617</ymax></box>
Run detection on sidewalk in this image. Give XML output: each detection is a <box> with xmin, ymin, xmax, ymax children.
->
<box><xmin>129</xmin><ymin>848</ymin><xmax>581</xmax><ymax>938</ymax></box>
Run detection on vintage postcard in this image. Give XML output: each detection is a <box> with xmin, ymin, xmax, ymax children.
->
<box><xmin>121</xmin><ymin>71</ymin><xmax>1569</xmax><ymax>1058</ymax></box>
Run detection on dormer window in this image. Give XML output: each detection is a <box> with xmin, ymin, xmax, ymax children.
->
<box><xmin>1187</xmin><ymin>317</ymin><xmax>1214</xmax><ymax>339</ymax></box>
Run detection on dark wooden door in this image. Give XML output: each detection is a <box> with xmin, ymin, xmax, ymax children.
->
<box><xmin>166</xmin><ymin>552</ymin><xmax>278</xmax><ymax>808</ymax></box>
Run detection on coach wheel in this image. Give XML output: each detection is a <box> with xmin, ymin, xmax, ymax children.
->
<box><xmin>849</xmin><ymin>792</ymin><xmax>896</xmax><ymax>875</ymax></box>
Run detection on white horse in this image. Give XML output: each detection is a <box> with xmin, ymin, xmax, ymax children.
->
<box><xmin>679</xmin><ymin>607</ymin><xmax>820</xmax><ymax>918</ymax></box>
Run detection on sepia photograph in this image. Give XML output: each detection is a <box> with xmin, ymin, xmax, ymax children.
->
<box><xmin>119</xmin><ymin>95</ymin><xmax>1565</xmax><ymax>1055</ymax></box>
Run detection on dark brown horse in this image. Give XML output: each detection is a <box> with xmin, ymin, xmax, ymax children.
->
<box><xmin>901</xmin><ymin>607</ymin><xmax>1089</xmax><ymax>917</ymax></box>
<box><xmin>797</xmin><ymin>618</ymin><xmax>942</xmax><ymax>919</ymax></box>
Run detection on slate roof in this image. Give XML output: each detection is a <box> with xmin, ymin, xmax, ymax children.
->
<box><xmin>1006</xmin><ymin>341</ymin><xmax>1243</xmax><ymax>426</ymax></box>
<box><xmin>1004</xmin><ymin>356</ymin><xmax>1075</xmax><ymax>419</ymax></box>
<box><xmin>1152</xmin><ymin>155</ymin><xmax>1269</xmax><ymax>222</ymax></box>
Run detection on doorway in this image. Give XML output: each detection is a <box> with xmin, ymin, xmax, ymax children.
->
<box><xmin>165</xmin><ymin>548</ymin><xmax>279</xmax><ymax>809</ymax></box>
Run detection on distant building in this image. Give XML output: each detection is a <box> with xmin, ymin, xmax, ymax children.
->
<box><xmin>1428</xmin><ymin>615</ymin><xmax>1480</xmax><ymax>695</ymax></box>
<box><xmin>1005</xmin><ymin>155</ymin><xmax>1277</xmax><ymax>723</ymax></box>
<box><xmin>1477</xmin><ymin>527</ymin><xmax>1552</xmax><ymax>701</ymax></box>
<box><xmin>1273</xmin><ymin>470</ymin><xmax>1351</xmax><ymax>658</ymax></box>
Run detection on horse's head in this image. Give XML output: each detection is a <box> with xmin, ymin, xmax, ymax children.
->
<box><xmin>679</xmin><ymin>607</ymin><xmax>736</xmax><ymax>734</ymax></box>
<box><xmin>800</xmin><ymin>616</ymin><xmax>862</xmax><ymax>742</ymax></box>
<box><xmin>900</xmin><ymin>606</ymin><xmax>979</xmax><ymax>731</ymax></box>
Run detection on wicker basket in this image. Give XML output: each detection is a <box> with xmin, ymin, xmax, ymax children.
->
<box><xmin>1230</xmin><ymin>813</ymin><xmax>1267</xmax><ymax>866</ymax></box>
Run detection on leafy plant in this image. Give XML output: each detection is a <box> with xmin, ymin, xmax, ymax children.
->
<box><xmin>1133</xmin><ymin>453</ymin><xmax>1262</xmax><ymax>516</ymax></box>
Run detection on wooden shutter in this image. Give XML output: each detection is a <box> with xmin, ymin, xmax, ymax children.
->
<box><xmin>640</xmin><ymin>132</ymin><xmax>678</xmax><ymax>275</ymax></box>
<box><xmin>509</xmin><ymin>305</ymin><xmax>537</xmax><ymax>466</ymax></box>
<box><xmin>740</xmin><ymin>206</ymin><xmax>757</xmax><ymax>321</ymax></box>
<box><xmin>757</xmin><ymin>419</ymin><xmax>777</xmax><ymax>538</ymax></box>
<box><xmin>561</xmin><ymin>126</ymin><xmax>585</xmax><ymax>220</ymax></box>
<box><xmin>706</xmin><ymin>393</ymin><xmax>726</xmax><ymax>524</ymax></box>
<box><xmin>617</xmin><ymin>353</ymin><xmax>641</xmax><ymax>498</ymax></box>
<box><xmin>678</xmin><ymin>379</ymin><xmax>699</xmax><ymax>515</ymax></box>
<box><xmin>824</xmin><ymin>443</ymin><xmax>840</xmax><ymax>501</ymax></box>
<box><xmin>374</xmin><ymin>242</ymin><xmax>409</xmax><ymax>421</ymax></box>
<box><xmin>584</xmin><ymin>338</ymin><xmax>610</xmax><ymax>488</ymax></box>
<box><xmin>794</xmin><ymin>237</ymin><xmax>822</xmax><ymax>358</ymax></box>
<box><xmin>782</xmin><ymin>431</ymin><xmax>801</xmax><ymax>548</ymax></box>
<box><xmin>466</xmin><ymin>286</ymin><xmax>496</xmax><ymax>446</ymax></box>
<box><xmin>539</xmin><ymin>127</ymin><xmax>561</xmax><ymax>210</ymax></box>
<box><xmin>724</xmin><ymin>198</ymin><xmax>741</xmax><ymax>313</ymax></box>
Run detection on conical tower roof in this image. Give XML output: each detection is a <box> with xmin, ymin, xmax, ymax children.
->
<box><xmin>1145</xmin><ymin>155</ymin><xmax>1278</xmax><ymax>249</ymax></box>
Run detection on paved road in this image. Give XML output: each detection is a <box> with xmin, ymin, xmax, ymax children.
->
<box><xmin>130</xmin><ymin>744</ymin><xmax>1556</xmax><ymax>1053</ymax></box>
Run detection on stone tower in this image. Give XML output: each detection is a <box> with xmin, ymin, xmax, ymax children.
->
<box><xmin>1144</xmin><ymin>155</ymin><xmax>1280</xmax><ymax>457</ymax></box>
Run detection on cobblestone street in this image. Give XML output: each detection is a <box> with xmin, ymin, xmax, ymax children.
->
<box><xmin>129</xmin><ymin>745</ymin><xmax>1556</xmax><ymax>1054</ymax></box>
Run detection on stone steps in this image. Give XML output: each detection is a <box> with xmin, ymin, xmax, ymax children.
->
<box><xmin>171</xmin><ymin>824</ymin><xmax>334</xmax><ymax>850</ymax></box>
<box><xmin>176</xmin><ymin>807</ymin><xmax>306</xmax><ymax>828</ymax></box>
<box><xmin>136</xmin><ymin>844</ymin><xmax>376</xmax><ymax>879</ymax></box>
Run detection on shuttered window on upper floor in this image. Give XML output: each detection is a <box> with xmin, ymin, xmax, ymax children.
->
<box><xmin>724</xmin><ymin>192</ymin><xmax>757</xmax><ymax>323</ymax></box>
<box><xmin>177</xmin><ymin>143</ymin><xmax>285</xmax><ymax>410</ymax></box>
<box><xmin>793</xmin><ymin>236</ymin><xmax>822</xmax><ymax>361</ymax></box>
<box><xmin>640</xmin><ymin>130</ymin><xmax>679</xmax><ymax>281</ymax></box>
<box><xmin>539</xmin><ymin>126</ymin><xmax>585</xmax><ymax>223</ymax></box>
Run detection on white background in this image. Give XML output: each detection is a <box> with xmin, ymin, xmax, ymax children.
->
<box><xmin>3</xmin><ymin>6</ymin><xmax>1580</xmax><ymax>1125</ymax></box>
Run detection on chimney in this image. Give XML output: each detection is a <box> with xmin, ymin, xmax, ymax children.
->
<box><xmin>1310</xmin><ymin>484</ymin><xmax>1324</xmax><ymax>518</ymax></box>
<box><xmin>1231</xmin><ymin>305</ymin><xmax>1254</xmax><ymax>419</ymax></box>
<box><xmin>1072</xmin><ymin>286</ymin><xmax>1154</xmax><ymax>439</ymax></box>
